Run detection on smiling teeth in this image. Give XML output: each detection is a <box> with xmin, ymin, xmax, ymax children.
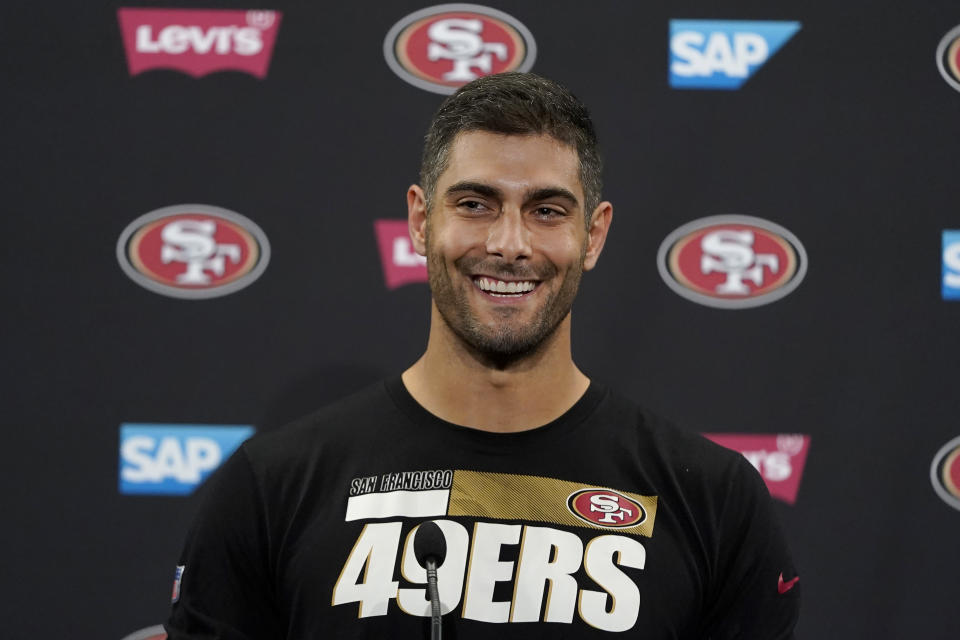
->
<box><xmin>476</xmin><ymin>278</ymin><xmax>537</xmax><ymax>294</ymax></box>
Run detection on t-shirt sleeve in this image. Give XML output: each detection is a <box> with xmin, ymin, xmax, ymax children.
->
<box><xmin>700</xmin><ymin>456</ymin><xmax>801</xmax><ymax>640</ymax></box>
<box><xmin>164</xmin><ymin>445</ymin><xmax>282</xmax><ymax>639</ymax></box>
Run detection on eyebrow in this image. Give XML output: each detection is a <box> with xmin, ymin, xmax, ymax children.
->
<box><xmin>446</xmin><ymin>181</ymin><xmax>502</xmax><ymax>200</ymax></box>
<box><xmin>526</xmin><ymin>187</ymin><xmax>579</xmax><ymax>208</ymax></box>
<box><xmin>445</xmin><ymin>181</ymin><xmax>580</xmax><ymax>209</ymax></box>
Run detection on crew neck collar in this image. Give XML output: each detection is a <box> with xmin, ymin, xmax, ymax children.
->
<box><xmin>384</xmin><ymin>376</ymin><xmax>607</xmax><ymax>454</ymax></box>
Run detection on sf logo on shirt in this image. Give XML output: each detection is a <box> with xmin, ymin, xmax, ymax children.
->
<box><xmin>590</xmin><ymin>495</ymin><xmax>635</xmax><ymax>523</ymax></box>
<box><xmin>569</xmin><ymin>489</ymin><xmax>645</xmax><ymax>527</ymax></box>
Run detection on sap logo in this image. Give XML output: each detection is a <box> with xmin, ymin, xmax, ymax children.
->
<box><xmin>943</xmin><ymin>230</ymin><xmax>960</xmax><ymax>300</ymax></box>
<box><xmin>119</xmin><ymin>424</ymin><xmax>253</xmax><ymax>495</ymax></box>
<box><xmin>669</xmin><ymin>20</ymin><xmax>800</xmax><ymax>89</ymax></box>
<box><xmin>374</xmin><ymin>219</ymin><xmax>427</xmax><ymax>289</ymax></box>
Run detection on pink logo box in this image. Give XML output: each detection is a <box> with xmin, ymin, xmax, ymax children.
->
<box><xmin>117</xmin><ymin>8</ymin><xmax>282</xmax><ymax>78</ymax></box>
<box><xmin>703</xmin><ymin>433</ymin><xmax>811</xmax><ymax>504</ymax></box>
<box><xmin>374</xmin><ymin>220</ymin><xmax>428</xmax><ymax>289</ymax></box>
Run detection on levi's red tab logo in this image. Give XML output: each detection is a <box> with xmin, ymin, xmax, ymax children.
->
<box><xmin>117</xmin><ymin>8</ymin><xmax>282</xmax><ymax>78</ymax></box>
<box><xmin>703</xmin><ymin>433</ymin><xmax>811</xmax><ymax>505</ymax></box>
<box><xmin>374</xmin><ymin>219</ymin><xmax>427</xmax><ymax>289</ymax></box>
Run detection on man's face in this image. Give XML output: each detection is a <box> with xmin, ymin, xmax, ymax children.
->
<box><xmin>410</xmin><ymin>131</ymin><xmax>609</xmax><ymax>361</ymax></box>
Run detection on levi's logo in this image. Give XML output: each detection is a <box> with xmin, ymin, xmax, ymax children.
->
<box><xmin>117</xmin><ymin>8</ymin><xmax>282</xmax><ymax>78</ymax></box>
<box><xmin>374</xmin><ymin>219</ymin><xmax>427</xmax><ymax>289</ymax></box>
<box><xmin>704</xmin><ymin>433</ymin><xmax>811</xmax><ymax>504</ymax></box>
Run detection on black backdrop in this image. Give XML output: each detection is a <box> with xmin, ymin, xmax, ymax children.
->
<box><xmin>3</xmin><ymin>1</ymin><xmax>960</xmax><ymax>638</ymax></box>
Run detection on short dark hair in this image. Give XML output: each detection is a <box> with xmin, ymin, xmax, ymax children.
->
<box><xmin>419</xmin><ymin>72</ymin><xmax>603</xmax><ymax>221</ymax></box>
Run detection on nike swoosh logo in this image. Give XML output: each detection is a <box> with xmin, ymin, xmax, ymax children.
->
<box><xmin>778</xmin><ymin>572</ymin><xmax>799</xmax><ymax>594</ymax></box>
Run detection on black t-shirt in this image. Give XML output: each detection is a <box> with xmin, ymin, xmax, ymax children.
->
<box><xmin>165</xmin><ymin>378</ymin><xmax>800</xmax><ymax>639</ymax></box>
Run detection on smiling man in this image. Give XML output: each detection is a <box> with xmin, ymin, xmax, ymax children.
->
<box><xmin>403</xmin><ymin>116</ymin><xmax>612</xmax><ymax>431</ymax></box>
<box><xmin>165</xmin><ymin>73</ymin><xmax>799</xmax><ymax>639</ymax></box>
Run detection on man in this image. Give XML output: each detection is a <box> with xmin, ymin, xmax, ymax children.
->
<box><xmin>165</xmin><ymin>72</ymin><xmax>800</xmax><ymax>639</ymax></box>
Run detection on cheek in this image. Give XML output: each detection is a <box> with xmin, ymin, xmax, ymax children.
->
<box><xmin>436</xmin><ymin>225</ymin><xmax>485</xmax><ymax>257</ymax></box>
<box><xmin>538</xmin><ymin>234</ymin><xmax>586</xmax><ymax>267</ymax></box>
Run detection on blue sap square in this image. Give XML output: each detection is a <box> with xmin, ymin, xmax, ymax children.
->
<box><xmin>943</xmin><ymin>231</ymin><xmax>960</xmax><ymax>300</ymax></box>
<box><xmin>118</xmin><ymin>423</ymin><xmax>254</xmax><ymax>495</ymax></box>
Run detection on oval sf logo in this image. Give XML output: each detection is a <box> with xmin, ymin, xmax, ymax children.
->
<box><xmin>657</xmin><ymin>215</ymin><xmax>807</xmax><ymax>309</ymax></box>
<box><xmin>931</xmin><ymin>436</ymin><xmax>960</xmax><ymax>511</ymax></box>
<box><xmin>937</xmin><ymin>24</ymin><xmax>960</xmax><ymax>93</ymax></box>
<box><xmin>567</xmin><ymin>489</ymin><xmax>646</xmax><ymax>529</ymax></box>
<box><xmin>116</xmin><ymin>204</ymin><xmax>270</xmax><ymax>299</ymax></box>
<box><xmin>383</xmin><ymin>3</ymin><xmax>536</xmax><ymax>94</ymax></box>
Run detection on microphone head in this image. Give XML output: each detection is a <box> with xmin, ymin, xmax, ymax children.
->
<box><xmin>413</xmin><ymin>521</ymin><xmax>447</xmax><ymax>567</ymax></box>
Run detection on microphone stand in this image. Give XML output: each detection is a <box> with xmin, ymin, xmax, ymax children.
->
<box><xmin>425</xmin><ymin>557</ymin><xmax>441</xmax><ymax>640</ymax></box>
<box><xmin>414</xmin><ymin>521</ymin><xmax>446</xmax><ymax>640</ymax></box>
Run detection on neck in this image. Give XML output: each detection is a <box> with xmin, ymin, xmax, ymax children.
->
<box><xmin>401</xmin><ymin>303</ymin><xmax>590</xmax><ymax>433</ymax></box>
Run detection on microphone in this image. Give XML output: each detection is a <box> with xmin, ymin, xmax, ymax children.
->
<box><xmin>413</xmin><ymin>521</ymin><xmax>447</xmax><ymax>640</ymax></box>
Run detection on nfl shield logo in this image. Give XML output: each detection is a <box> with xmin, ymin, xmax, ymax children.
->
<box><xmin>171</xmin><ymin>565</ymin><xmax>185</xmax><ymax>603</ymax></box>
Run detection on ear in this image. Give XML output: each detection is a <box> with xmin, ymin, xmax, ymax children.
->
<box><xmin>582</xmin><ymin>201</ymin><xmax>613</xmax><ymax>271</ymax></box>
<box><xmin>407</xmin><ymin>184</ymin><xmax>428</xmax><ymax>256</ymax></box>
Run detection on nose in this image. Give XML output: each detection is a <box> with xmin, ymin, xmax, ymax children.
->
<box><xmin>485</xmin><ymin>208</ymin><xmax>531</xmax><ymax>262</ymax></box>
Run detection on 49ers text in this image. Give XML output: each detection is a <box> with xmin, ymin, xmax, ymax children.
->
<box><xmin>332</xmin><ymin>520</ymin><xmax>646</xmax><ymax>633</ymax></box>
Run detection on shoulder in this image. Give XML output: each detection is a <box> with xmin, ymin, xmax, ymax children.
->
<box><xmin>593</xmin><ymin>384</ymin><xmax>766</xmax><ymax>511</ymax></box>
<box><xmin>240</xmin><ymin>378</ymin><xmax>400</xmax><ymax>471</ymax></box>
<box><xmin>602</xmin><ymin>385</ymin><xmax>747</xmax><ymax>477</ymax></box>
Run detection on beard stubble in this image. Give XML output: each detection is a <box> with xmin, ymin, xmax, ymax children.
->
<box><xmin>426</xmin><ymin>239</ymin><xmax>586</xmax><ymax>364</ymax></box>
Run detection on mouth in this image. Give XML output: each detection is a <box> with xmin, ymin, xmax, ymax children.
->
<box><xmin>472</xmin><ymin>276</ymin><xmax>540</xmax><ymax>298</ymax></box>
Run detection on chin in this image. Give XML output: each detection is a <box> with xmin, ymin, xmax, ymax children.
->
<box><xmin>458</xmin><ymin>318</ymin><xmax>560</xmax><ymax>362</ymax></box>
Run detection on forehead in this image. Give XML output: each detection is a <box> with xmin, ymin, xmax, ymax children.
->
<box><xmin>441</xmin><ymin>131</ymin><xmax>583</xmax><ymax>201</ymax></box>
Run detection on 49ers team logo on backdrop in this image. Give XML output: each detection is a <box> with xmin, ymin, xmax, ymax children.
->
<box><xmin>657</xmin><ymin>215</ymin><xmax>807</xmax><ymax>309</ymax></box>
<box><xmin>567</xmin><ymin>489</ymin><xmax>646</xmax><ymax>529</ymax></box>
<box><xmin>383</xmin><ymin>4</ymin><xmax>536</xmax><ymax>94</ymax></box>
<box><xmin>117</xmin><ymin>8</ymin><xmax>282</xmax><ymax>78</ymax></box>
<box><xmin>119</xmin><ymin>626</ymin><xmax>166</xmax><ymax>640</ymax></box>
<box><xmin>931</xmin><ymin>436</ymin><xmax>960</xmax><ymax>511</ymax></box>
<box><xmin>936</xmin><ymin>25</ymin><xmax>960</xmax><ymax>93</ymax></box>
<box><xmin>117</xmin><ymin>204</ymin><xmax>270</xmax><ymax>299</ymax></box>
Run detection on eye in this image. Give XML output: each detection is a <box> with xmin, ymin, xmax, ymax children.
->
<box><xmin>532</xmin><ymin>206</ymin><xmax>564</xmax><ymax>219</ymax></box>
<box><xmin>458</xmin><ymin>199</ymin><xmax>488</xmax><ymax>213</ymax></box>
